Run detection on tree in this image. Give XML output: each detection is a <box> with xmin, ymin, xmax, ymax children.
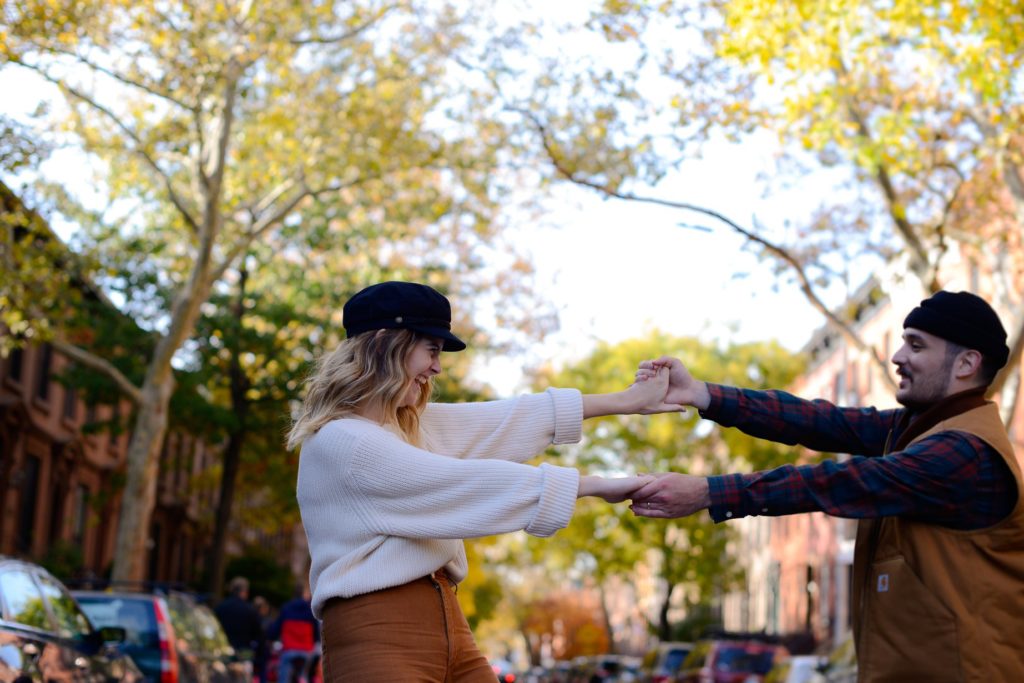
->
<box><xmin>524</xmin><ymin>332</ymin><xmax>802</xmax><ymax>642</ymax></box>
<box><xmin>500</xmin><ymin>0</ymin><xmax>1024</xmax><ymax>403</ymax></box>
<box><xmin>0</xmin><ymin>0</ymin><xmax>529</xmax><ymax>581</ymax></box>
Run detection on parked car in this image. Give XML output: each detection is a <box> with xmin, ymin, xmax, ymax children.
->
<box><xmin>490</xmin><ymin>656</ymin><xmax>519</xmax><ymax>682</ymax></box>
<box><xmin>0</xmin><ymin>556</ymin><xmax>143</xmax><ymax>683</ymax></box>
<box><xmin>676</xmin><ymin>639</ymin><xmax>788</xmax><ymax>683</ymax></box>
<box><xmin>641</xmin><ymin>641</ymin><xmax>694</xmax><ymax>682</ymax></box>
<box><xmin>563</xmin><ymin>655</ymin><xmax>641</xmax><ymax>683</ymax></box>
<box><xmin>817</xmin><ymin>635</ymin><xmax>855</xmax><ymax>683</ymax></box>
<box><xmin>73</xmin><ymin>589</ymin><xmax>250</xmax><ymax>683</ymax></box>
<box><xmin>763</xmin><ymin>655</ymin><xmax>826</xmax><ymax>683</ymax></box>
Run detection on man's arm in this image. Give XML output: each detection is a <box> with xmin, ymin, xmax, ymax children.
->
<box><xmin>641</xmin><ymin>355</ymin><xmax>897</xmax><ymax>456</ymax></box>
<box><xmin>630</xmin><ymin>431</ymin><xmax>1014</xmax><ymax>529</ymax></box>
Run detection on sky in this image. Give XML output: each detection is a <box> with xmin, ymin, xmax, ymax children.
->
<box><xmin>476</xmin><ymin>139</ymin><xmax>832</xmax><ymax>394</ymax></box>
<box><xmin>464</xmin><ymin>0</ymin><xmax>839</xmax><ymax>393</ymax></box>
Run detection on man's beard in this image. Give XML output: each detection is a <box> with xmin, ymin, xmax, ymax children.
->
<box><xmin>895</xmin><ymin>371</ymin><xmax>952</xmax><ymax>412</ymax></box>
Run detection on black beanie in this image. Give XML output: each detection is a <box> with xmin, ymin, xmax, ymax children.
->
<box><xmin>903</xmin><ymin>291</ymin><xmax>1009</xmax><ymax>369</ymax></box>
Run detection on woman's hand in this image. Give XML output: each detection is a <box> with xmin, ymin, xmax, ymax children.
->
<box><xmin>578</xmin><ymin>474</ymin><xmax>655</xmax><ymax>503</ymax></box>
<box><xmin>637</xmin><ymin>356</ymin><xmax>711</xmax><ymax>411</ymax></box>
<box><xmin>581</xmin><ymin>366</ymin><xmax>685</xmax><ymax>418</ymax></box>
<box><xmin>622</xmin><ymin>365</ymin><xmax>685</xmax><ymax>414</ymax></box>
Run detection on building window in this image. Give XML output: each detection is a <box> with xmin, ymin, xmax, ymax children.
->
<box><xmin>63</xmin><ymin>383</ymin><xmax>77</xmax><ymax>421</ymax></box>
<box><xmin>16</xmin><ymin>454</ymin><xmax>41</xmax><ymax>553</ymax></box>
<box><xmin>108</xmin><ymin>402</ymin><xmax>121</xmax><ymax>452</ymax></box>
<box><xmin>7</xmin><ymin>346</ymin><xmax>24</xmax><ymax>383</ymax></box>
<box><xmin>74</xmin><ymin>484</ymin><xmax>89</xmax><ymax>545</ymax></box>
<box><xmin>849</xmin><ymin>361</ymin><xmax>860</xmax><ymax>402</ymax></box>
<box><xmin>34</xmin><ymin>343</ymin><xmax>53</xmax><ymax>402</ymax></box>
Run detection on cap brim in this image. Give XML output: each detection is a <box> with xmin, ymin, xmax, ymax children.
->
<box><xmin>411</xmin><ymin>326</ymin><xmax>466</xmax><ymax>352</ymax></box>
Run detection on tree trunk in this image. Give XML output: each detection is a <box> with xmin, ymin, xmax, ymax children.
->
<box><xmin>110</xmin><ymin>376</ymin><xmax>175</xmax><ymax>582</ymax></box>
<box><xmin>110</xmin><ymin>258</ymin><xmax>218</xmax><ymax>582</ymax></box>
<box><xmin>207</xmin><ymin>269</ymin><xmax>251</xmax><ymax>598</ymax></box>
<box><xmin>207</xmin><ymin>423</ymin><xmax>246</xmax><ymax>596</ymax></box>
<box><xmin>597</xmin><ymin>582</ymin><xmax>617</xmax><ymax>654</ymax></box>
<box><xmin>658</xmin><ymin>582</ymin><xmax>675</xmax><ymax>642</ymax></box>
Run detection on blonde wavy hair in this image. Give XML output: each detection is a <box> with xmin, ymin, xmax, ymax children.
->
<box><xmin>286</xmin><ymin>329</ymin><xmax>432</xmax><ymax>450</ymax></box>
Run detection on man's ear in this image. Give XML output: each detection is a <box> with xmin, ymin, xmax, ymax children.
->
<box><xmin>954</xmin><ymin>349</ymin><xmax>983</xmax><ymax>379</ymax></box>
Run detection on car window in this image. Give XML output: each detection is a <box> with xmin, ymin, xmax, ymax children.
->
<box><xmin>663</xmin><ymin>648</ymin><xmax>690</xmax><ymax>671</ymax></box>
<box><xmin>715</xmin><ymin>646</ymin><xmax>777</xmax><ymax>675</ymax></box>
<box><xmin>193</xmin><ymin>606</ymin><xmax>232</xmax><ymax>654</ymax></box>
<box><xmin>0</xmin><ymin>569</ymin><xmax>51</xmax><ymax>631</ymax></box>
<box><xmin>167</xmin><ymin>594</ymin><xmax>201</xmax><ymax>649</ymax></box>
<box><xmin>682</xmin><ymin>642</ymin><xmax>710</xmax><ymax>668</ymax></box>
<box><xmin>77</xmin><ymin>596</ymin><xmax>159</xmax><ymax>648</ymax></box>
<box><xmin>36</xmin><ymin>573</ymin><xmax>93</xmax><ymax>639</ymax></box>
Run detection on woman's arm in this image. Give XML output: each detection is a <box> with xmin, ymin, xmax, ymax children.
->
<box><xmin>582</xmin><ymin>368</ymin><xmax>679</xmax><ymax>417</ymax></box>
<box><xmin>422</xmin><ymin>368</ymin><xmax>678</xmax><ymax>462</ymax></box>
<box><xmin>578</xmin><ymin>474</ymin><xmax>655</xmax><ymax>503</ymax></box>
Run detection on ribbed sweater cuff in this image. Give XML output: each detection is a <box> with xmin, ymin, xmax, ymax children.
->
<box><xmin>549</xmin><ymin>388</ymin><xmax>583</xmax><ymax>444</ymax></box>
<box><xmin>525</xmin><ymin>463</ymin><xmax>579</xmax><ymax>537</ymax></box>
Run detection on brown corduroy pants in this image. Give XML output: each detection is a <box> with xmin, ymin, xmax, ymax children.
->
<box><xmin>320</xmin><ymin>570</ymin><xmax>496</xmax><ymax>683</ymax></box>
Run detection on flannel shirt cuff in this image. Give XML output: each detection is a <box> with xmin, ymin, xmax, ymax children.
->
<box><xmin>707</xmin><ymin>473</ymin><xmax>748</xmax><ymax>523</ymax></box>
<box><xmin>699</xmin><ymin>383</ymin><xmax>739</xmax><ymax>425</ymax></box>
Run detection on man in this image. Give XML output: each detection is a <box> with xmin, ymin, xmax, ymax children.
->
<box><xmin>214</xmin><ymin>576</ymin><xmax>266</xmax><ymax>661</ymax></box>
<box><xmin>631</xmin><ymin>290</ymin><xmax>1024</xmax><ymax>682</ymax></box>
<box><xmin>268</xmin><ymin>584</ymin><xmax>319</xmax><ymax>683</ymax></box>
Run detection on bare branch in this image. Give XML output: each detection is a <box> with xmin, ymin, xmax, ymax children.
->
<box><xmin>518</xmin><ymin>106</ymin><xmax>898</xmax><ymax>388</ymax></box>
<box><xmin>202</xmin><ymin>58</ymin><xmax>242</xmax><ymax>215</ymax></box>
<box><xmin>290</xmin><ymin>5</ymin><xmax>398</xmax><ymax>45</ymax></box>
<box><xmin>250</xmin><ymin>178</ymin><xmax>298</xmax><ymax>217</ymax></box>
<box><xmin>14</xmin><ymin>62</ymin><xmax>201</xmax><ymax>235</ymax></box>
<box><xmin>844</xmin><ymin>101</ymin><xmax>935</xmax><ymax>289</ymax></box>
<box><xmin>52</xmin><ymin>339</ymin><xmax>143</xmax><ymax>404</ymax></box>
<box><xmin>990</xmin><ymin>297</ymin><xmax>1024</xmax><ymax>398</ymax></box>
<box><xmin>31</xmin><ymin>41</ymin><xmax>194</xmax><ymax>111</ymax></box>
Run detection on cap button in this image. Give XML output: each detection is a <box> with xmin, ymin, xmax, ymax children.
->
<box><xmin>395</xmin><ymin>316</ymin><xmax>403</xmax><ymax>323</ymax></box>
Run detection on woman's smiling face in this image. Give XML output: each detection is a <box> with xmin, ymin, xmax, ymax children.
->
<box><xmin>401</xmin><ymin>335</ymin><xmax>443</xmax><ymax>407</ymax></box>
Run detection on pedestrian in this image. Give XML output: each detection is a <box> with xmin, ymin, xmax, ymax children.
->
<box><xmin>213</xmin><ymin>577</ymin><xmax>266</xmax><ymax>666</ymax></box>
<box><xmin>286</xmin><ymin>281</ymin><xmax>680</xmax><ymax>682</ymax></box>
<box><xmin>251</xmin><ymin>596</ymin><xmax>274</xmax><ymax>683</ymax></box>
<box><xmin>267</xmin><ymin>585</ymin><xmax>319</xmax><ymax>683</ymax></box>
<box><xmin>630</xmin><ymin>290</ymin><xmax>1024</xmax><ymax>682</ymax></box>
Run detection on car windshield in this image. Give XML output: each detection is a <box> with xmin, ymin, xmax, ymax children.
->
<box><xmin>715</xmin><ymin>646</ymin><xmax>776</xmax><ymax>674</ymax></box>
<box><xmin>36</xmin><ymin>574</ymin><xmax>93</xmax><ymax>639</ymax></box>
<box><xmin>663</xmin><ymin>648</ymin><xmax>690</xmax><ymax>671</ymax></box>
<box><xmin>0</xmin><ymin>569</ymin><xmax>51</xmax><ymax>631</ymax></box>
<box><xmin>77</xmin><ymin>596</ymin><xmax>159</xmax><ymax>649</ymax></box>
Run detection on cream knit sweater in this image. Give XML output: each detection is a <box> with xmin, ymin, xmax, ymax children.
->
<box><xmin>297</xmin><ymin>388</ymin><xmax>584</xmax><ymax>617</ymax></box>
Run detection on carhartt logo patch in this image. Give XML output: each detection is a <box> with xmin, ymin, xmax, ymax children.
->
<box><xmin>877</xmin><ymin>573</ymin><xmax>890</xmax><ymax>592</ymax></box>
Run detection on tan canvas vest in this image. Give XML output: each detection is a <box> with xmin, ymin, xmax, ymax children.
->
<box><xmin>850</xmin><ymin>403</ymin><xmax>1024</xmax><ymax>682</ymax></box>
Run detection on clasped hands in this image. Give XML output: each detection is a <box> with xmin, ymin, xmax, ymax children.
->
<box><xmin>581</xmin><ymin>472</ymin><xmax>710</xmax><ymax>519</ymax></box>
<box><xmin>579</xmin><ymin>357</ymin><xmax>712</xmax><ymax>519</ymax></box>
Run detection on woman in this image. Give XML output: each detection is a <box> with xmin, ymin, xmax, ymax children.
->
<box><xmin>287</xmin><ymin>281</ymin><xmax>679</xmax><ymax>682</ymax></box>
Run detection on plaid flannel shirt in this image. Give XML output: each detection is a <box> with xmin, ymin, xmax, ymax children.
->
<box><xmin>703</xmin><ymin>384</ymin><xmax>1015</xmax><ymax>530</ymax></box>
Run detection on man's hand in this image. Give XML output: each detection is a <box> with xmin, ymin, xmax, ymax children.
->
<box><xmin>622</xmin><ymin>366</ymin><xmax>686</xmax><ymax>414</ymax></box>
<box><xmin>629</xmin><ymin>473</ymin><xmax>711</xmax><ymax>518</ymax></box>
<box><xmin>637</xmin><ymin>356</ymin><xmax>711</xmax><ymax>411</ymax></box>
<box><xmin>578</xmin><ymin>474</ymin><xmax>655</xmax><ymax>503</ymax></box>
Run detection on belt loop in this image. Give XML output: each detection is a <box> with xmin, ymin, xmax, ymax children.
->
<box><xmin>430</xmin><ymin>568</ymin><xmax>457</xmax><ymax>593</ymax></box>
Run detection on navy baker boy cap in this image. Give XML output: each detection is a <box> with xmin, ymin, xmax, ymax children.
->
<box><xmin>903</xmin><ymin>290</ymin><xmax>1009</xmax><ymax>369</ymax></box>
<box><xmin>343</xmin><ymin>281</ymin><xmax>467</xmax><ymax>352</ymax></box>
